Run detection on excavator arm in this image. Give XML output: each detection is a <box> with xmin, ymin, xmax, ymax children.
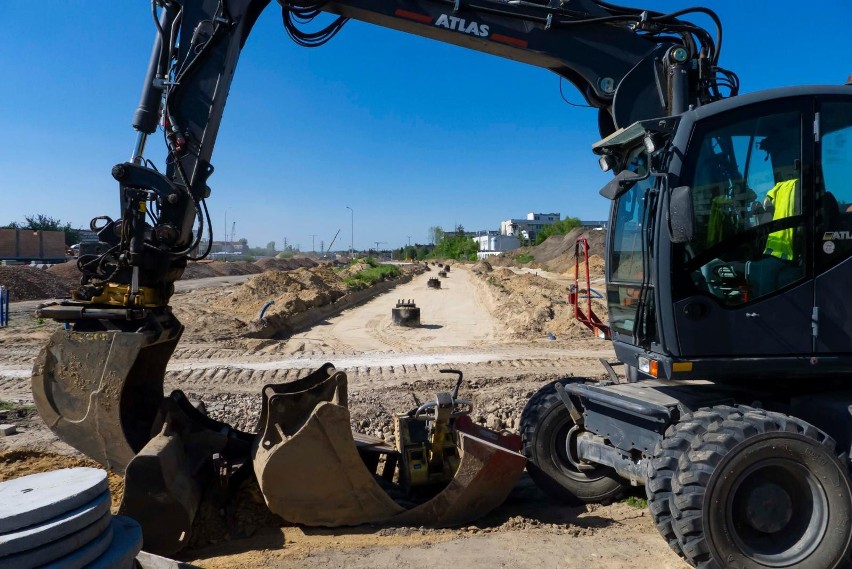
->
<box><xmin>63</xmin><ymin>0</ymin><xmax>732</xmax><ymax>315</ymax></box>
<box><xmin>31</xmin><ymin>0</ymin><xmax>737</xmax><ymax>553</ymax></box>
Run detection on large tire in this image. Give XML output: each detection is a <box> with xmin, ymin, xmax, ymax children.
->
<box><xmin>646</xmin><ymin>408</ymin><xmax>734</xmax><ymax>557</ymax></box>
<box><xmin>671</xmin><ymin>405</ymin><xmax>852</xmax><ymax>569</ymax></box>
<box><xmin>520</xmin><ymin>380</ymin><xmax>626</xmax><ymax>505</ymax></box>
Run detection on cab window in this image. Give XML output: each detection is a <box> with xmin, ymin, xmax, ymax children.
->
<box><xmin>817</xmin><ymin>101</ymin><xmax>852</xmax><ymax>272</ymax></box>
<box><xmin>674</xmin><ymin>110</ymin><xmax>806</xmax><ymax>305</ymax></box>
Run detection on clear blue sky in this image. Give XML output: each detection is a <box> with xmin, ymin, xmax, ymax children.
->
<box><xmin>1</xmin><ymin>1</ymin><xmax>850</xmax><ymax>251</ymax></box>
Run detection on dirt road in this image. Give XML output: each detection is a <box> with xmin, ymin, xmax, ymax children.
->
<box><xmin>0</xmin><ymin>265</ymin><xmax>687</xmax><ymax>568</ymax></box>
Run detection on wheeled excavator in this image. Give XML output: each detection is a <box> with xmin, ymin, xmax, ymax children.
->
<box><xmin>29</xmin><ymin>0</ymin><xmax>852</xmax><ymax>567</ymax></box>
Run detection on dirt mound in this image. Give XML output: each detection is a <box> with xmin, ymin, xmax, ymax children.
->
<box><xmin>0</xmin><ymin>266</ymin><xmax>72</xmax><ymax>301</ymax></box>
<box><xmin>490</xmin><ymin>228</ymin><xmax>607</xmax><ymax>273</ymax></box>
<box><xmin>213</xmin><ymin>266</ymin><xmax>347</xmax><ymax>324</ymax></box>
<box><xmin>208</xmin><ymin>262</ymin><xmax>263</xmax><ymax>276</ymax></box>
<box><xmin>471</xmin><ymin>260</ymin><xmax>493</xmax><ymax>274</ymax></box>
<box><xmin>182</xmin><ymin>262</ymin><xmax>218</xmax><ymax>279</ymax></box>
<box><xmin>253</xmin><ymin>257</ymin><xmax>316</xmax><ymax>271</ymax></box>
<box><xmin>585</xmin><ymin>254</ymin><xmax>605</xmax><ymax>277</ymax></box>
<box><xmin>46</xmin><ymin>260</ymin><xmax>83</xmax><ymax>283</ymax></box>
<box><xmin>338</xmin><ymin>262</ymin><xmax>371</xmax><ymax>278</ymax></box>
<box><xmin>479</xmin><ymin>268</ymin><xmax>608</xmax><ymax>341</ymax></box>
<box><xmin>0</xmin><ymin>451</ymin><xmax>124</xmax><ymax>511</ymax></box>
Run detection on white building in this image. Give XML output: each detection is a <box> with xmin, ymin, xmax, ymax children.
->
<box><xmin>500</xmin><ymin>212</ymin><xmax>561</xmax><ymax>242</ymax></box>
<box><xmin>472</xmin><ymin>232</ymin><xmax>520</xmax><ymax>259</ymax></box>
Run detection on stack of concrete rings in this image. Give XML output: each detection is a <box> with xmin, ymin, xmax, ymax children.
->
<box><xmin>0</xmin><ymin>468</ymin><xmax>142</xmax><ymax>569</ymax></box>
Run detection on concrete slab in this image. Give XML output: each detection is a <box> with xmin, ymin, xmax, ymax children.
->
<box><xmin>0</xmin><ymin>467</ymin><xmax>108</xmax><ymax>533</ymax></box>
<box><xmin>0</xmin><ymin>491</ymin><xmax>110</xmax><ymax>556</ymax></box>
<box><xmin>87</xmin><ymin>516</ymin><xmax>143</xmax><ymax>569</ymax></box>
<box><xmin>0</xmin><ymin>425</ymin><xmax>15</xmax><ymax>436</ymax></box>
<box><xmin>0</xmin><ymin>510</ymin><xmax>111</xmax><ymax>569</ymax></box>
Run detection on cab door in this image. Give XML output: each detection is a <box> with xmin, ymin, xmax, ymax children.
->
<box><xmin>670</xmin><ymin>100</ymin><xmax>815</xmax><ymax>357</ymax></box>
<box><xmin>814</xmin><ymin>97</ymin><xmax>852</xmax><ymax>353</ymax></box>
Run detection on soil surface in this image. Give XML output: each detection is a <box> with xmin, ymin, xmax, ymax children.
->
<box><xmin>0</xmin><ymin>253</ymin><xmax>687</xmax><ymax>568</ymax></box>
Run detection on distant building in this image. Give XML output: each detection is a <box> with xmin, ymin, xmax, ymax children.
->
<box><xmin>500</xmin><ymin>212</ymin><xmax>561</xmax><ymax>242</ymax></box>
<box><xmin>194</xmin><ymin>238</ymin><xmax>248</xmax><ymax>256</ymax></box>
<box><xmin>471</xmin><ymin>230</ymin><xmax>520</xmax><ymax>260</ymax></box>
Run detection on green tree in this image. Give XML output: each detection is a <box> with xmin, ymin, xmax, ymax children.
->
<box><xmin>430</xmin><ymin>231</ymin><xmax>479</xmax><ymax>261</ymax></box>
<box><xmin>5</xmin><ymin>214</ymin><xmax>81</xmax><ymax>246</ymax></box>
<box><xmin>534</xmin><ymin>217</ymin><xmax>582</xmax><ymax>245</ymax></box>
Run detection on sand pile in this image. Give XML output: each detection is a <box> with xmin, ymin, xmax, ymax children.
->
<box><xmin>480</xmin><ymin>268</ymin><xmax>608</xmax><ymax>341</ymax></box>
<box><xmin>253</xmin><ymin>257</ymin><xmax>316</xmax><ymax>271</ymax></box>
<box><xmin>490</xmin><ymin>228</ymin><xmax>607</xmax><ymax>273</ymax></box>
<box><xmin>215</xmin><ymin>266</ymin><xmax>347</xmax><ymax>323</ymax></box>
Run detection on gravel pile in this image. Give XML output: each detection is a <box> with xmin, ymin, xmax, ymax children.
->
<box><xmin>184</xmin><ymin>376</ymin><xmax>537</xmax><ymax>444</ymax></box>
<box><xmin>0</xmin><ymin>266</ymin><xmax>72</xmax><ymax>301</ymax></box>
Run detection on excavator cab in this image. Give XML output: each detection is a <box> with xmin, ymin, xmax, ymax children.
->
<box><xmin>523</xmin><ymin>86</ymin><xmax>852</xmax><ymax>569</ymax></box>
<box><xmin>591</xmin><ymin>87</ymin><xmax>852</xmax><ymax>378</ymax></box>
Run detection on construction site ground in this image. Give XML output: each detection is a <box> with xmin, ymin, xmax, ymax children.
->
<box><xmin>0</xmin><ymin>253</ymin><xmax>687</xmax><ymax>568</ymax></box>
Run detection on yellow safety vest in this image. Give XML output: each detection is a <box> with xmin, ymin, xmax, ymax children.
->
<box><xmin>764</xmin><ymin>179</ymin><xmax>798</xmax><ymax>260</ymax></box>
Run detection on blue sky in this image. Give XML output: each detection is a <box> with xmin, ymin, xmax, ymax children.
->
<box><xmin>1</xmin><ymin>1</ymin><xmax>850</xmax><ymax>251</ymax></box>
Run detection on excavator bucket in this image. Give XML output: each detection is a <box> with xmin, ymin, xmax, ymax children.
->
<box><xmin>253</xmin><ymin>364</ymin><xmax>406</xmax><ymax>525</ymax></box>
<box><xmin>120</xmin><ymin>391</ymin><xmax>254</xmax><ymax>555</ymax></box>
<box><xmin>31</xmin><ymin>322</ymin><xmax>182</xmax><ymax>472</ymax></box>
<box><xmin>253</xmin><ymin>365</ymin><xmax>526</xmax><ymax>527</ymax></box>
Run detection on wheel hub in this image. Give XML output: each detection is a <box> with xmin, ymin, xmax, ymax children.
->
<box><xmin>744</xmin><ymin>481</ymin><xmax>793</xmax><ymax>533</ymax></box>
<box><xmin>728</xmin><ymin>458</ymin><xmax>829</xmax><ymax>566</ymax></box>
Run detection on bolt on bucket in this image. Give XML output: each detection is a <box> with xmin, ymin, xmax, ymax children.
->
<box><xmin>31</xmin><ymin>314</ymin><xmax>183</xmax><ymax>472</ymax></box>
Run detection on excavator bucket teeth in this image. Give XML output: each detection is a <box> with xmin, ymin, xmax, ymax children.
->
<box><xmin>253</xmin><ymin>366</ymin><xmax>526</xmax><ymax>527</ymax></box>
<box><xmin>31</xmin><ymin>324</ymin><xmax>183</xmax><ymax>472</ymax></box>
<box><xmin>253</xmin><ymin>365</ymin><xmax>405</xmax><ymax>526</ymax></box>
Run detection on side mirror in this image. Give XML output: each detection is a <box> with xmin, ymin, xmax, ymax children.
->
<box><xmin>669</xmin><ymin>186</ymin><xmax>695</xmax><ymax>243</ymax></box>
<box><xmin>599</xmin><ymin>170</ymin><xmax>643</xmax><ymax>200</ymax></box>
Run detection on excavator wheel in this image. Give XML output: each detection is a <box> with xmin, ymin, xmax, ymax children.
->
<box><xmin>646</xmin><ymin>408</ymin><xmax>735</xmax><ymax>558</ymax></box>
<box><xmin>670</xmin><ymin>406</ymin><xmax>852</xmax><ymax>569</ymax></box>
<box><xmin>520</xmin><ymin>379</ymin><xmax>626</xmax><ymax>505</ymax></box>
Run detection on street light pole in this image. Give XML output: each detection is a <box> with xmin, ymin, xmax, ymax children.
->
<box><xmin>345</xmin><ymin>206</ymin><xmax>354</xmax><ymax>257</ymax></box>
<box><xmin>223</xmin><ymin>207</ymin><xmax>231</xmax><ymax>252</ymax></box>
<box><xmin>310</xmin><ymin>234</ymin><xmax>317</xmax><ymax>254</ymax></box>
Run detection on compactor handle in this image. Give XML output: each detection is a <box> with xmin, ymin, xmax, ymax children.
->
<box><xmin>413</xmin><ymin>398</ymin><xmax>473</xmax><ymax>420</ymax></box>
<box><xmin>439</xmin><ymin>369</ymin><xmax>464</xmax><ymax>399</ymax></box>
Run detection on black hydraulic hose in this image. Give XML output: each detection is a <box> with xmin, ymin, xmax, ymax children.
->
<box><xmin>650</xmin><ymin>7</ymin><xmax>722</xmax><ymax>63</ymax></box>
<box><xmin>186</xmin><ymin>199</ymin><xmax>213</xmax><ymax>260</ymax></box>
<box><xmin>590</xmin><ymin>0</ymin><xmax>665</xmax><ymax>18</ymax></box>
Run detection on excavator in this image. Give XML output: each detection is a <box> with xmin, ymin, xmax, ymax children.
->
<box><xmin>28</xmin><ymin>0</ymin><xmax>852</xmax><ymax>567</ymax></box>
